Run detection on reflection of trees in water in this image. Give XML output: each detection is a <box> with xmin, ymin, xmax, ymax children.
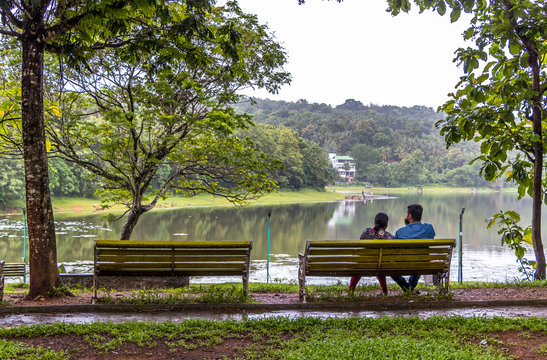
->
<box><xmin>1</xmin><ymin>193</ymin><xmax>544</xmax><ymax>263</ymax></box>
<box><xmin>57</xmin><ymin>237</ymin><xmax>94</xmax><ymax>262</ymax></box>
<box><xmin>128</xmin><ymin>204</ymin><xmax>336</xmax><ymax>260</ymax></box>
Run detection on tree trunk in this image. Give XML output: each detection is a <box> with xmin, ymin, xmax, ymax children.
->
<box><xmin>120</xmin><ymin>207</ymin><xmax>147</xmax><ymax>240</ymax></box>
<box><xmin>531</xmin><ymin>115</ymin><xmax>546</xmax><ymax>280</ymax></box>
<box><xmin>21</xmin><ymin>28</ymin><xmax>62</xmax><ymax>298</ymax></box>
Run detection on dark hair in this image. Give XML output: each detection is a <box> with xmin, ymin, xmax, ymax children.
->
<box><xmin>373</xmin><ymin>212</ymin><xmax>389</xmax><ymax>232</ymax></box>
<box><xmin>407</xmin><ymin>204</ymin><xmax>423</xmax><ymax>222</ymax></box>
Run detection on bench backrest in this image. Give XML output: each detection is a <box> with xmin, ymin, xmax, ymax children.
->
<box><xmin>2</xmin><ymin>263</ymin><xmax>26</xmax><ymax>277</ymax></box>
<box><xmin>302</xmin><ymin>239</ymin><xmax>455</xmax><ymax>276</ymax></box>
<box><xmin>94</xmin><ymin>240</ymin><xmax>252</xmax><ymax>276</ymax></box>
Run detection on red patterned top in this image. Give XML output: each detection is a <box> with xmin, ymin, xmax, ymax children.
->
<box><xmin>359</xmin><ymin>227</ymin><xmax>394</xmax><ymax>240</ymax></box>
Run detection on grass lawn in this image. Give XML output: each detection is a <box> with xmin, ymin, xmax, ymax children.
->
<box><xmin>1</xmin><ymin>281</ymin><xmax>546</xmax><ymax>358</ymax></box>
<box><xmin>0</xmin><ymin>316</ymin><xmax>545</xmax><ymax>359</ymax></box>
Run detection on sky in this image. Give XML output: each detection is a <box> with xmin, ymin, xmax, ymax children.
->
<box><xmin>235</xmin><ymin>0</ymin><xmax>471</xmax><ymax>109</ymax></box>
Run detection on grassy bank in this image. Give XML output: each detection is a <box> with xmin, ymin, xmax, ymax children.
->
<box><xmin>0</xmin><ymin>316</ymin><xmax>545</xmax><ymax>359</ymax></box>
<box><xmin>0</xmin><ymin>185</ymin><xmax>506</xmax><ymax>217</ymax></box>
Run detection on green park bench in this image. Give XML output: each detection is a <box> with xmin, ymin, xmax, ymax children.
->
<box><xmin>0</xmin><ymin>261</ymin><xmax>27</xmax><ymax>300</ymax></box>
<box><xmin>93</xmin><ymin>240</ymin><xmax>253</xmax><ymax>301</ymax></box>
<box><xmin>298</xmin><ymin>239</ymin><xmax>455</xmax><ymax>302</ymax></box>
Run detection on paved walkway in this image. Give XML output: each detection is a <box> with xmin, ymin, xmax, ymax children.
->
<box><xmin>1</xmin><ymin>300</ymin><xmax>546</xmax><ymax>328</ymax></box>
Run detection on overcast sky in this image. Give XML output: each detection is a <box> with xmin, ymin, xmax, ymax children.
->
<box><xmin>235</xmin><ymin>0</ymin><xmax>471</xmax><ymax>109</ymax></box>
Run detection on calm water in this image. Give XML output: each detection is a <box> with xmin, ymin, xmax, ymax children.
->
<box><xmin>1</xmin><ymin>191</ymin><xmax>544</xmax><ymax>285</ymax></box>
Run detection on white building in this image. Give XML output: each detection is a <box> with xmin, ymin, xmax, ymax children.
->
<box><xmin>328</xmin><ymin>153</ymin><xmax>356</xmax><ymax>182</ymax></box>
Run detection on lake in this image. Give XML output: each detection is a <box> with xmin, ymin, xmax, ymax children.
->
<box><xmin>0</xmin><ymin>191</ymin><xmax>544</xmax><ymax>285</ymax></box>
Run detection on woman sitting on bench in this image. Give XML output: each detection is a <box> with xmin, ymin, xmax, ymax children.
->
<box><xmin>348</xmin><ymin>212</ymin><xmax>393</xmax><ymax>295</ymax></box>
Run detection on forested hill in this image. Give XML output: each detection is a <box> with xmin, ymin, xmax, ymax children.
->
<box><xmin>235</xmin><ymin>98</ymin><xmax>490</xmax><ymax>187</ymax></box>
<box><xmin>236</xmin><ymin>98</ymin><xmax>440</xmax><ymax>154</ymax></box>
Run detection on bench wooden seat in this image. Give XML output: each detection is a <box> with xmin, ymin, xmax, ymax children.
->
<box><xmin>298</xmin><ymin>239</ymin><xmax>455</xmax><ymax>301</ymax></box>
<box><xmin>93</xmin><ymin>240</ymin><xmax>253</xmax><ymax>300</ymax></box>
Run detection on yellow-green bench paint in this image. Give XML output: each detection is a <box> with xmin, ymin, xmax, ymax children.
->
<box><xmin>298</xmin><ymin>239</ymin><xmax>455</xmax><ymax>301</ymax></box>
<box><xmin>93</xmin><ymin>240</ymin><xmax>252</xmax><ymax>301</ymax></box>
<box><xmin>0</xmin><ymin>262</ymin><xmax>27</xmax><ymax>300</ymax></box>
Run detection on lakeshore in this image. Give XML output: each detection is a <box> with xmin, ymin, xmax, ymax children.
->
<box><xmin>0</xmin><ymin>185</ymin><xmax>501</xmax><ymax>217</ymax></box>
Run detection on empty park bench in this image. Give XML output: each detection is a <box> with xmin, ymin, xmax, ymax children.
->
<box><xmin>93</xmin><ymin>240</ymin><xmax>253</xmax><ymax>300</ymax></box>
<box><xmin>0</xmin><ymin>261</ymin><xmax>27</xmax><ymax>300</ymax></box>
<box><xmin>298</xmin><ymin>239</ymin><xmax>455</xmax><ymax>301</ymax></box>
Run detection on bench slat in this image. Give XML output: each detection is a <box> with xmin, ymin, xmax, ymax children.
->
<box><xmin>98</xmin><ymin>255</ymin><xmax>247</xmax><ymax>263</ymax></box>
<box><xmin>307</xmin><ymin>261</ymin><xmax>446</xmax><ymax>272</ymax></box>
<box><xmin>304</xmin><ymin>269</ymin><xmax>446</xmax><ymax>276</ymax></box>
<box><xmin>96</xmin><ymin>240</ymin><xmax>250</xmax><ymax>248</ymax></box>
<box><xmin>98</xmin><ymin>269</ymin><xmax>246</xmax><ymax>276</ymax></box>
<box><xmin>308</xmin><ymin>239</ymin><xmax>455</xmax><ymax>248</ymax></box>
<box><xmin>99</xmin><ymin>262</ymin><xmax>245</xmax><ymax>270</ymax></box>
<box><xmin>97</xmin><ymin>249</ymin><xmax>250</xmax><ymax>256</ymax></box>
<box><xmin>309</xmin><ymin>248</ymin><xmax>450</xmax><ymax>256</ymax></box>
<box><xmin>308</xmin><ymin>254</ymin><xmax>449</xmax><ymax>263</ymax></box>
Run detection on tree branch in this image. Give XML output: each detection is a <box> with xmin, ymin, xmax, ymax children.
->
<box><xmin>0</xmin><ymin>5</ymin><xmax>23</xmax><ymax>29</ymax></box>
<box><xmin>38</xmin><ymin>12</ymin><xmax>88</xmax><ymax>44</ymax></box>
<box><xmin>0</xmin><ymin>27</ymin><xmax>21</xmax><ymax>37</ymax></box>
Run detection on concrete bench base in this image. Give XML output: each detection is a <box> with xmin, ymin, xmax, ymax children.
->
<box><xmin>60</xmin><ymin>274</ymin><xmax>189</xmax><ymax>289</ymax></box>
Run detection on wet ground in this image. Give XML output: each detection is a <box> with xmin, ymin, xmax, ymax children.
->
<box><xmin>1</xmin><ymin>305</ymin><xmax>546</xmax><ymax>328</ymax></box>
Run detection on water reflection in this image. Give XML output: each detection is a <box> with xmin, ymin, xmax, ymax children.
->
<box><xmin>0</xmin><ymin>192</ymin><xmax>544</xmax><ymax>283</ymax></box>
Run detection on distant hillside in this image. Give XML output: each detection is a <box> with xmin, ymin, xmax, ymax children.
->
<box><xmin>235</xmin><ymin>98</ymin><xmax>491</xmax><ymax>187</ymax></box>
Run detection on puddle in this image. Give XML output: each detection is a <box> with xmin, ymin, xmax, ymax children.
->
<box><xmin>0</xmin><ymin>306</ymin><xmax>545</xmax><ymax>328</ymax></box>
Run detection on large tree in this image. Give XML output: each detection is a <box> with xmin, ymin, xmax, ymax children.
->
<box><xmin>0</xmin><ymin>0</ymin><xmax>241</xmax><ymax>298</ymax></box>
<box><xmin>299</xmin><ymin>0</ymin><xmax>546</xmax><ymax>279</ymax></box>
<box><xmin>47</xmin><ymin>1</ymin><xmax>290</xmax><ymax>240</ymax></box>
<box><xmin>400</xmin><ymin>0</ymin><xmax>546</xmax><ymax>280</ymax></box>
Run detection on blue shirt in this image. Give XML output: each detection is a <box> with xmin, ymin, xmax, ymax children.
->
<box><xmin>395</xmin><ymin>222</ymin><xmax>435</xmax><ymax>239</ymax></box>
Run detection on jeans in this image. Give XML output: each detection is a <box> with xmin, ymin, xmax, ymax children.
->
<box><xmin>391</xmin><ymin>275</ymin><xmax>420</xmax><ymax>291</ymax></box>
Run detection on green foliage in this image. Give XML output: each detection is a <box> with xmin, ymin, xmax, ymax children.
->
<box><xmin>0</xmin><ymin>339</ymin><xmax>68</xmax><ymax>360</ymax></box>
<box><xmin>40</xmin><ymin>1</ymin><xmax>290</xmax><ymax>238</ymax></box>
<box><xmin>236</xmin><ymin>99</ymin><xmax>488</xmax><ymax>187</ymax></box>
<box><xmin>1</xmin><ymin>316</ymin><xmax>546</xmax><ymax>359</ymax></box>
<box><xmin>98</xmin><ymin>284</ymin><xmax>253</xmax><ymax>305</ymax></box>
<box><xmin>276</xmin><ymin>332</ymin><xmax>502</xmax><ymax>360</ymax></box>
<box><xmin>487</xmin><ymin>211</ymin><xmax>536</xmax><ymax>281</ymax></box>
<box><xmin>240</xmin><ymin>124</ymin><xmax>332</xmax><ymax>190</ymax></box>
<box><xmin>387</xmin><ymin>0</ymin><xmax>547</xmax><ymax>279</ymax></box>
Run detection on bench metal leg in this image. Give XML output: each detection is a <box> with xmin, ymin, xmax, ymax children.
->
<box><xmin>242</xmin><ymin>271</ymin><xmax>249</xmax><ymax>297</ymax></box>
<box><xmin>298</xmin><ymin>254</ymin><xmax>306</xmax><ymax>302</ymax></box>
<box><xmin>437</xmin><ymin>272</ymin><xmax>449</xmax><ymax>295</ymax></box>
<box><xmin>0</xmin><ymin>261</ymin><xmax>4</xmax><ymax>301</ymax></box>
<box><xmin>92</xmin><ymin>273</ymin><xmax>97</xmax><ymax>304</ymax></box>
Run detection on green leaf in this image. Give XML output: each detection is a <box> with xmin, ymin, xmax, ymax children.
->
<box><xmin>505</xmin><ymin>210</ymin><xmax>521</xmax><ymax>222</ymax></box>
<box><xmin>437</xmin><ymin>0</ymin><xmax>446</xmax><ymax>16</ymax></box>
<box><xmin>463</xmin><ymin>0</ymin><xmax>475</xmax><ymax>12</ymax></box>
<box><xmin>509</xmin><ymin>42</ymin><xmax>521</xmax><ymax>55</ymax></box>
<box><xmin>48</xmin><ymin>106</ymin><xmax>62</xmax><ymax>116</ymax></box>
<box><xmin>520</xmin><ymin>53</ymin><xmax>529</xmax><ymax>67</ymax></box>
<box><xmin>523</xmin><ymin>232</ymin><xmax>533</xmax><ymax>245</ymax></box>
<box><xmin>450</xmin><ymin>6</ymin><xmax>461</xmax><ymax>22</ymax></box>
<box><xmin>484</xmin><ymin>163</ymin><xmax>496</xmax><ymax>180</ymax></box>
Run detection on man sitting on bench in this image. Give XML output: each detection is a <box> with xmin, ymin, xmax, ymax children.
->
<box><xmin>391</xmin><ymin>204</ymin><xmax>435</xmax><ymax>293</ymax></box>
